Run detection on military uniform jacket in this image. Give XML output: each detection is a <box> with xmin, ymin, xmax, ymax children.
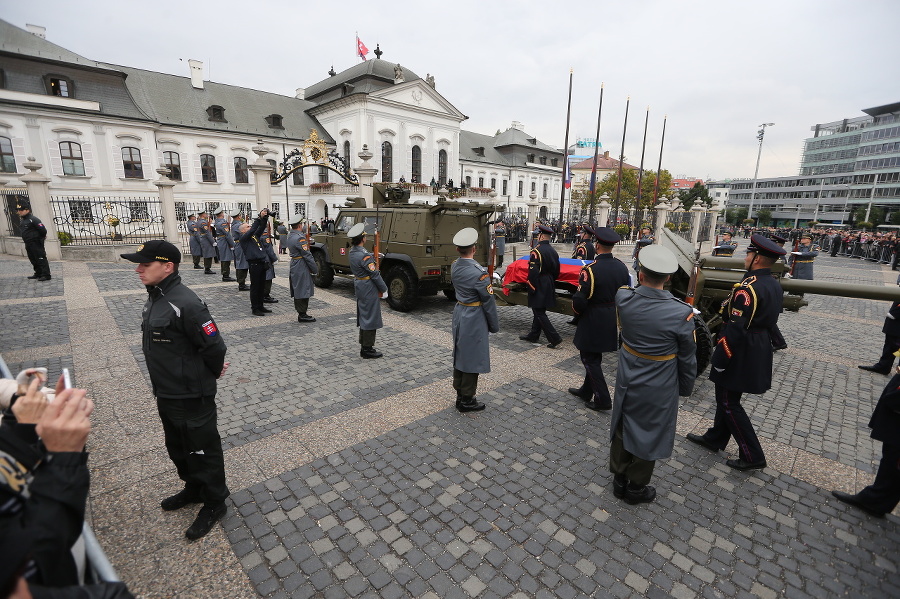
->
<box><xmin>789</xmin><ymin>243</ymin><xmax>818</xmax><ymax>280</ymax></box>
<box><xmin>231</xmin><ymin>220</ymin><xmax>248</xmax><ymax>269</ymax></box>
<box><xmin>870</xmin><ymin>372</ymin><xmax>900</xmax><ymax>445</ymax></box>
<box><xmin>349</xmin><ymin>244</ymin><xmax>387</xmax><ymax>330</ymax></box>
<box><xmin>238</xmin><ymin>217</ymin><xmax>269</xmax><ymax>261</ymax></box>
<box><xmin>18</xmin><ymin>213</ymin><xmax>47</xmax><ymax>243</ymax></box>
<box><xmin>527</xmin><ymin>240</ymin><xmax>560</xmax><ymax>309</ymax></box>
<box><xmin>451</xmin><ymin>257</ymin><xmax>500</xmax><ymax>374</ymax></box>
<box><xmin>572</xmin><ymin>240</ymin><xmax>596</xmax><ymax>260</ymax></box>
<box><xmin>141</xmin><ymin>273</ymin><xmax>227</xmax><ymax>399</ymax></box>
<box><xmin>712</xmin><ymin>241</ymin><xmax>738</xmax><ymax>257</ymax></box>
<box><xmin>494</xmin><ymin>226</ymin><xmax>506</xmax><ymax>255</ymax></box>
<box><xmin>288</xmin><ymin>230</ymin><xmax>317</xmax><ymax>299</ymax></box>
<box><xmin>612</xmin><ymin>286</ymin><xmax>697</xmax><ymax>461</ymax></box>
<box><xmin>710</xmin><ymin>267</ymin><xmax>782</xmax><ymax>394</ymax></box>
<box><xmin>187</xmin><ymin>220</ymin><xmax>202</xmax><ymax>255</ymax></box>
<box><xmin>214</xmin><ymin>217</ymin><xmax>234</xmax><ymax>261</ymax></box>
<box><xmin>196</xmin><ymin>219</ymin><xmax>216</xmax><ymax>258</ymax></box>
<box><xmin>572</xmin><ymin>254</ymin><xmax>631</xmax><ymax>353</ymax></box>
<box><xmin>263</xmin><ymin>241</ymin><xmax>278</xmax><ymax>280</ymax></box>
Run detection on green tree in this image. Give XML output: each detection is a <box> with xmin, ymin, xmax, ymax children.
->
<box><xmin>725</xmin><ymin>207</ymin><xmax>747</xmax><ymax>225</ymax></box>
<box><xmin>889</xmin><ymin>211</ymin><xmax>900</xmax><ymax>225</ymax></box>
<box><xmin>677</xmin><ymin>182</ymin><xmax>711</xmax><ymax>210</ymax></box>
<box><xmin>756</xmin><ymin>208</ymin><xmax>773</xmax><ymax>226</ymax></box>
<box><xmin>583</xmin><ymin>169</ymin><xmax>673</xmax><ymax>211</ymax></box>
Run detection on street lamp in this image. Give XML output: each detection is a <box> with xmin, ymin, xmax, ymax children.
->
<box><xmin>747</xmin><ymin>123</ymin><xmax>774</xmax><ymax>222</ymax></box>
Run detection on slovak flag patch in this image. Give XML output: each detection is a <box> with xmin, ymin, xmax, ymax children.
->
<box><xmin>202</xmin><ymin>320</ymin><xmax>218</xmax><ymax>336</ymax></box>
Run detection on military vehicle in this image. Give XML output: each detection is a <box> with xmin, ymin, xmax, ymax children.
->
<box><xmin>309</xmin><ymin>183</ymin><xmax>499</xmax><ymax>312</ymax></box>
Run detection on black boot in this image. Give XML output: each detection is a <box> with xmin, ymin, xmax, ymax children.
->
<box><xmin>297</xmin><ymin>314</ymin><xmax>316</xmax><ymax>323</ymax></box>
<box><xmin>456</xmin><ymin>396</ymin><xmax>485</xmax><ymax>412</ymax></box>
<box><xmin>361</xmin><ymin>346</ymin><xmax>383</xmax><ymax>359</ymax></box>
<box><xmin>623</xmin><ymin>483</ymin><xmax>656</xmax><ymax>505</ymax></box>
<box><xmin>568</xmin><ymin>386</ymin><xmax>591</xmax><ymax>400</ymax></box>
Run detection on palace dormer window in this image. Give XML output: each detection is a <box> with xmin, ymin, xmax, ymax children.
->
<box><xmin>206</xmin><ymin>105</ymin><xmax>227</xmax><ymax>122</ymax></box>
<box><xmin>265</xmin><ymin>114</ymin><xmax>284</xmax><ymax>129</ymax></box>
<box><xmin>44</xmin><ymin>75</ymin><xmax>74</xmax><ymax>98</ymax></box>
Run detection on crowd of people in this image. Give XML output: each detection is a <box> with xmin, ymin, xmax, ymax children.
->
<box><xmin>728</xmin><ymin>225</ymin><xmax>900</xmax><ymax>268</ymax></box>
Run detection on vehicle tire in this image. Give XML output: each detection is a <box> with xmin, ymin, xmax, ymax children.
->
<box><xmin>313</xmin><ymin>251</ymin><xmax>334</xmax><ymax>288</ymax></box>
<box><xmin>694</xmin><ymin>314</ymin><xmax>714</xmax><ymax>375</ymax></box>
<box><xmin>385</xmin><ymin>265</ymin><xmax>419</xmax><ymax>312</ymax></box>
<box><xmin>442</xmin><ymin>288</ymin><xmax>457</xmax><ymax>301</ymax></box>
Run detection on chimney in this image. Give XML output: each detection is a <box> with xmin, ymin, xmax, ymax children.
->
<box><xmin>188</xmin><ymin>59</ymin><xmax>204</xmax><ymax>90</ymax></box>
<box><xmin>510</xmin><ymin>121</ymin><xmax>524</xmax><ymax>131</ymax></box>
<box><xmin>295</xmin><ymin>88</ymin><xmax>305</xmax><ymax>100</ymax></box>
<box><xmin>603</xmin><ymin>150</ymin><xmax>610</xmax><ymax>159</ymax></box>
<box><xmin>26</xmin><ymin>24</ymin><xmax>46</xmax><ymax>39</ymax></box>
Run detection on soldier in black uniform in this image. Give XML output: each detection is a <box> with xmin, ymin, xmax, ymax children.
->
<box><xmin>568</xmin><ymin>227</ymin><xmax>631</xmax><ymax>410</ymax></box>
<box><xmin>687</xmin><ymin>234</ymin><xmax>786</xmax><ymax>471</ymax></box>
<box><xmin>120</xmin><ymin>240</ymin><xmax>229</xmax><ymax>540</ymax></box>
<box><xmin>859</xmin><ymin>291</ymin><xmax>900</xmax><ymax>375</ymax></box>
<box><xmin>572</xmin><ymin>225</ymin><xmax>596</xmax><ymax>261</ymax></box>
<box><xmin>519</xmin><ymin>224</ymin><xmax>562</xmax><ymax>348</ymax></box>
<box><xmin>15</xmin><ymin>200</ymin><xmax>51</xmax><ymax>281</ymax></box>
<box><xmin>238</xmin><ymin>209</ymin><xmax>272</xmax><ymax>316</ymax></box>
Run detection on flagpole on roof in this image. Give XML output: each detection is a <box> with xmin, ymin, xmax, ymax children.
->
<box><xmin>613</xmin><ymin>96</ymin><xmax>630</xmax><ymax>224</ymax></box>
<box><xmin>588</xmin><ymin>83</ymin><xmax>604</xmax><ymax>226</ymax></box>
<box><xmin>637</xmin><ymin>106</ymin><xmax>650</xmax><ymax>213</ymax></box>
<box><xmin>558</xmin><ymin>68</ymin><xmax>574</xmax><ymax>232</ymax></box>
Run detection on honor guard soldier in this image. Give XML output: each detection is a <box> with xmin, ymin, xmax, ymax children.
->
<box><xmin>186</xmin><ymin>213</ymin><xmax>202</xmax><ymax>269</ymax></box>
<box><xmin>568</xmin><ymin>227</ymin><xmax>631</xmax><ymax>410</ymax></box>
<box><xmin>789</xmin><ymin>234</ymin><xmax>818</xmax><ymax>280</ymax></box>
<box><xmin>348</xmin><ymin>223</ymin><xmax>388</xmax><ymax>358</ymax></box>
<box><xmin>687</xmin><ymin>234</ymin><xmax>786</xmax><ymax>471</ymax></box>
<box><xmin>494</xmin><ymin>222</ymin><xmax>506</xmax><ymax>268</ymax></box>
<box><xmin>770</xmin><ymin>234</ymin><xmax>788</xmax><ymax>265</ymax></box>
<box><xmin>230</xmin><ymin>209</ymin><xmax>249</xmax><ymax>290</ymax></box>
<box><xmin>213</xmin><ymin>207</ymin><xmax>236</xmax><ymax>282</ymax></box>
<box><xmin>519</xmin><ymin>224</ymin><xmax>563</xmax><ymax>348</ymax></box>
<box><xmin>287</xmin><ymin>215</ymin><xmax>318</xmax><ymax>323</ymax></box>
<box><xmin>712</xmin><ymin>231</ymin><xmax>738</xmax><ymax>256</ymax></box>
<box><xmin>572</xmin><ymin>225</ymin><xmax>597</xmax><ymax>261</ymax></box>
<box><xmin>451</xmin><ymin>227</ymin><xmax>500</xmax><ymax>413</ymax></box>
<box><xmin>196</xmin><ymin>210</ymin><xmax>216</xmax><ymax>274</ymax></box>
<box><xmin>238</xmin><ymin>209</ymin><xmax>273</xmax><ymax>316</ymax></box>
<box><xmin>15</xmin><ymin>199</ymin><xmax>51</xmax><ymax>281</ymax></box>
<box><xmin>259</xmin><ymin>233</ymin><xmax>279</xmax><ymax>303</ymax></box>
<box><xmin>611</xmin><ymin>245</ymin><xmax>696</xmax><ymax>504</ymax></box>
<box><xmin>859</xmin><ymin>283</ymin><xmax>900</xmax><ymax>375</ymax></box>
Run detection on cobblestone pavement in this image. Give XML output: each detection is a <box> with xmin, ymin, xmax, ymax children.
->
<box><xmin>1</xmin><ymin>241</ymin><xmax>899</xmax><ymax>598</ymax></box>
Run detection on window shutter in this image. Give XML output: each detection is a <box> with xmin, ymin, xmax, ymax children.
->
<box><xmin>47</xmin><ymin>141</ymin><xmax>63</xmax><ymax>175</ymax></box>
<box><xmin>180</xmin><ymin>152</ymin><xmax>189</xmax><ymax>181</ymax></box>
<box><xmin>82</xmin><ymin>143</ymin><xmax>96</xmax><ymax>178</ymax></box>
<box><xmin>11</xmin><ymin>138</ymin><xmax>26</xmax><ymax>173</ymax></box>
<box><xmin>230</xmin><ymin>157</ymin><xmax>238</xmax><ymax>184</ymax></box>
<box><xmin>111</xmin><ymin>145</ymin><xmax>125</xmax><ymax>179</ymax></box>
<box><xmin>157</xmin><ymin>150</ymin><xmax>166</xmax><ymax>170</ymax></box>
<box><xmin>215</xmin><ymin>155</ymin><xmax>224</xmax><ymax>182</ymax></box>
<box><xmin>140</xmin><ymin>147</ymin><xmax>151</xmax><ymax>179</ymax></box>
<box><xmin>193</xmin><ymin>154</ymin><xmax>202</xmax><ymax>181</ymax></box>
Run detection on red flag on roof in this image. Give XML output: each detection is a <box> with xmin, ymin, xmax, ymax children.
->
<box><xmin>357</xmin><ymin>36</ymin><xmax>369</xmax><ymax>61</ymax></box>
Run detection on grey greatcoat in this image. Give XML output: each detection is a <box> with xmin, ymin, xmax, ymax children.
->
<box><xmin>349</xmin><ymin>245</ymin><xmax>387</xmax><ymax>330</ymax></box>
<box><xmin>187</xmin><ymin>220</ymin><xmax>202</xmax><ymax>256</ymax></box>
<box><xmin>287</xmin><ymin>230</ymin><xmax>317</xmax><ymax>298</ymax></box>
<box><xmin>214</xmin><ymin>217</ymin><xmax>234</xmax><ymax>261</ymax></box>
<box><xmin>231</xmin><ymin>220</ymin><xmax>248</xmax><ymax>269</ymax></box>
<box><xmin>611</xmin><ymin>286</ymin><xmax>697</xmax><ymax>461</ymax></box>
<box><xmin>197</xmin><ymin>218</ymin><xmax>216</xmax><ymax>258</ymax></box>
<box><xmin>451</xmin><ymin>257</ymin><xmax>500</xmax><ymax>374</ymax></box>
<box><xmin>494</xmin><ymin>225</ymin><xmax>506</xmax><ymax>258</ymax></box>
<box><xmin>789</xmin><ymin>243</ymin><xmax>818</xmax><ymax>280</ymax></box>
<box><xmin>263</xmin><ymin>239</ymin><xmax>278</xmax><ymax>280</ymax></box>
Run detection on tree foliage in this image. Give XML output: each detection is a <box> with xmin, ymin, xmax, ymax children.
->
<box><xmin>725</xmin><ymin>207</ymin><xmax>748</xmax><ymax>225</ymax></box>
<box><xmin>677</xmin><ymin>182</ymin><xmax>711</xmax><ymax>210</ymax></box>
<box><xmin>756</xmin><ymin>208</ymin><xmax>773</xmax><ymax>226</ymax></box>
<box><xmin>575</xmin><ymin>169</ymin><xmax>674</xmax><ymax>211</ymax></box>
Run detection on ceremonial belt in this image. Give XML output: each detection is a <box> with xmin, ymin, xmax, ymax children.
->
<box><xmin>622</xmin><ymin>343</ymin><xmax>676</xmax><ymax>361</ymax></box>
<box><xmin>357</xmin><ymin>276</ymin><xmax>370</xmax><ymax>280</ymax></box>
<box><xmin>793</xmin><ymin>259</ymin><xmax>814</xmax><ymax>263</ymax></box>
<box><xmin>291</xmin><ymin>256</ymin><xmax>303</xmax><ymax>260</ymax></box>
<box><xmin>458</xmin><ymin>301</ymin><xmax>482</xmax><ymax>307</ymax></box>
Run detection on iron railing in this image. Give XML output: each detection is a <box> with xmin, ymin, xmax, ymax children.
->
<box><xmin>50</xmin><ymin>195</ymin><xmax>165</xmax><ymax>246</ymax></box>
<box><xmin>2</xmin><ymin>188</ymin><xmax>29</xmax><ymax>236</ymax></box>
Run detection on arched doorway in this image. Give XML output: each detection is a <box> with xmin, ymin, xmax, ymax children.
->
<box><xmin>539</xmin><ymin>206</ymin><xmax>548</xmax><ymax>220</ymax></box>
<box><xmin>315</xmin><ymin>198</ymin><xmax>328</xmax><ymax>222</ymax></box>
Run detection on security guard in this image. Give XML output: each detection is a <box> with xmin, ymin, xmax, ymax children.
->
<box><xmin>230</xmin><ymin>209</ymin><xmax>249</xmax><ymax>291</ymax></box>
<box><xmin>494</xmin><ymin>222</ymin><xmax>506</xmax><ymax>268</ymax></box>
<box><xmin>120</xmin><ymin>240</ymin><xmax>229</xmax><ymax>540</ymax></box>
<box><xmin>611</xmin><ymin>245</ymin><xmax>696</xmax><ymax>504</ymax></box>
<box><xmin>687</xmin><ymin>234</ymin><xmax>786</xmax><ymax>471</ymax></box>
<box><xmin>196</xmin><ymin>210</ymin><xmax>216</xmax><ymax>274</ymax></box>
<box><xmin>569</xmin><ymin>227</ymin><xmax>631</xmax><ymax>410</ymax></box>
<box><xmin>789</xmin><ymin>234</ymin><xmax>818</xmax><ymax>280</ymax></box>
<box><xmin>238</xmin><ymin>209</ymin><xmax>272</xmax><ymax>316</ymax></box>
<box><xmin>15</xmin><ymin>199</ymin><xmax>51</xmax><ymax>281</ymax></box>
<box><xmin>287</xmin><ymin>216</ymin><xmax>318</xmax><ymax>323</ymax></box>
<box><xmin>186</xmin><ymin>213</ymin><xmax>202</xmax><ymax>269</ymax></box>
<box><xmin>349</xmin><ymin>223</ymin><xmax>388</xmax><ymax>358</ymax></box>
<box><xmin>213</xmin><ymin>207</ymin><xmax>235</xmax><ymax>282</ymax></box>
<box><xmin>572</xmin><ymin>225</ymin><xmax>597</xmax><ymax>261</ymax></box>
<box><xmin>712</xmin><ymin>231</ymin><xmax>738</xmax><ymax>257</ymax></box>
<box><xmin>519</xmin><ymin>224</ymin><xmax>562</xmax><ymax>348</ymax></box>
<box><xmin>451</xmin><ymin>227</ymin><xmax>500</xmax><ymax>412</ymax></box>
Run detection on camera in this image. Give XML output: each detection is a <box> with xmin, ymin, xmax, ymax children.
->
<box><xmin>262</xmin><ymin>207</ymin><xmax>278</xmax><ymax>219</ymax></box>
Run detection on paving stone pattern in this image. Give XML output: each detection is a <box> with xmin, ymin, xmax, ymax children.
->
<box><xmin>0</xmin><ymin>299</ymin><xmax>69</xmax><ymax>351</ymax></box>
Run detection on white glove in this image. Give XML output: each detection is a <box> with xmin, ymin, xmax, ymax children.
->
<box><xmin>713</xmin><ymin>367</ymin><xmax>724</xmax><ymax>373</ymax></box>
<box><xmin>888</xmin><ymin>313</ymin><xmax>896</xmax><ymax>320</ymax></box>
<box><xmin>380</xmin><ymin>290</ymin><xmax>389</xmax><ymax>299</ymax></box>
<box><xmin>791</xmin><ymin>251</ymin><xmax>802</xmax><ymax>255</ymax></box>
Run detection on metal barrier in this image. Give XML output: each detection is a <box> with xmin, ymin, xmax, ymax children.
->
<box><xmin>50</xmin><ymin>195</ymin><xmax>165</xmax><ymax>246</ymax></box>
<box><xmin>2</xmin><ymin>188</ymin><xmax>29</xmax><ymax>236</ymax></box>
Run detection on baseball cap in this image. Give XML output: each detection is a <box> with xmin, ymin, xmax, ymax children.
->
<box><xmin>120</xmin><ymin>240</ymin><xmax>182</xmax><ymax>264</ymax></box>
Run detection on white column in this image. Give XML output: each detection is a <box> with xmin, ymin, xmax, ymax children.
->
<box><xmin>654</xmin><ymin>199</ymin><xmax>670</xmax><ymax>244</ymax></box>
<box><xmin>690</xmin><ymin>203</ymin><xmax>706</xmax><ymax>247</ymax></box>
<box><xmin>154</xmin><ymin>167</ymin><xmax>180</xmax><ymax>244</ymax></box>
<box><xmin>249</xmin><ymin>140</ymin><xmax>275</xmax><ymax>209</ymax></box>
<box><xmin>355</xmin><ymin>145</ymin><xmax>378</xmax><ymax>208</ymax></box>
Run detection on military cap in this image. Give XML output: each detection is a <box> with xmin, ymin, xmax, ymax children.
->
<box><xmin>746</xmin><ymin>233</ymin><xmax>787</xmax><ymax>258</ymax></box>
<box><xmin>801</xmin><ymin>233</ymin><xmax>812</xmax><ymax>241</ymax></box>
<box><xmin>593</xmin><ymin>226</ymin><xmax>621</xmax><ymax>246</ymax></box>
<box><xmin>288</xmin><ymin>215</ymin><xmax>304</xmax><ymax>226</ymax></box>
<box><xmin>347</xmin><ymin>222</ymin><xmax>366</xmax><ymax>238</ymax></box>
<box><xmin>15</xmin><ymin>199</ymin><xmax>31</xmax><ymax>211</ymax></box>
<box><xmin>770</xmin><ymin>234</ymin><xmax>787</xmax><ymax>244</ymax></box>
<box><xmin>581</xmin><ymin>225</ymin><xmax>598</xmax><ymax>238</ymax></box>
<box><xmin>120</xmin><ymin>239</ymin><xmax>182</xmax><ymax>264</ymax></box>
<box><xmin>187</xmin><ymin>212</ymin><xmax>197</xmax><ymax>218</ymax></box>
<box><xmin>214</xmin><ymin>206</ymin><xmax>225</xmax><ymax>215</ymax></box>
<box><xmin>536</xmin><ymin>224</ymin><xmax>554</xmax><ymax>235</ymax></box>
<box><xmin>230</xmin><ymin>208</ymin><xmax>242</xmax><ymax>217</ymax></box>
<box><xmin>638</xmin><ymin>245</ymin><xmax>678</xmax><ymax>275</ymax></box>
<box><xmin>722</xmin><ymin>231</ymin><xmax>733</xmax><ymax>237</ymax></box>
<box><xmin>453</xmin><ymin>227</ymin><xmax>478</xmax><ymax>248</ymax></box>
<box><xmin>198</xmin><ymin>209</ymin><xmax>208</xmax><ymax>215</ymax></box>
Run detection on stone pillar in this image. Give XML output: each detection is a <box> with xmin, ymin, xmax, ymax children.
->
<box><xmin>708</xmin><ymin>199</ymin><xmax>724</xmax><ymax>247</ymax></box>
<box><xmin>355</xmin><ymin>145</ymin><xmax>378</xmax><ymax>208</ymax></box>
<box><xmin>654</xmin><ymin>199</ymin><xmax>670</xmax><ymax>244</ymax></box>
<box><xmin>249</xmin><ymin>140</ymin><xmax>275</xmax><ymax>210</ymax></box>
<box><xmin>597</xmin><ymin>200</ymin><xmax>612</xmax><ymax>228</ymax></box>
<box><xmin>20</xmin><ymin>157</ymin><xmax>61</xmax><ymax>260</ymax></box>
<box><xmin>526</xmin><ymin>194</ymin><xmax>539</xmax><ymax>247</ymax></box>
<box><xmin>690</xmin><ymin>203</ymin><xmax>706</xmax><ymax>247</ymax></box>
<box><xmin>154</xmin><ymin>167</ymin><xmax>180</xmax><ymax>244</ymax></box>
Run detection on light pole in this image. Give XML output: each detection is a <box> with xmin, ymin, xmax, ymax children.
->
<box><xmin>747</xmin><ymin>122</ymin><xmax>774</xmax><ymax>224</ymax></box>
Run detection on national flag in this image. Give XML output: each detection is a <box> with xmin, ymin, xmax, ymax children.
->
<box><xmin>564</xmin><ymin>157</ymin><xmax>571</xmax><ymax>189</ymax></box>
<box><xmin>357</xmin><ymin>36</ymin><xmax>369</xmax><ymax>61</ymax></box>
<box><xmin>589</xmin><ymin>162</ymin><xmax>597</xmax><ymax>193</ymax></box>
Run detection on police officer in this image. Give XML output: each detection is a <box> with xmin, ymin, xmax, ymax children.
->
<box><xmin>519</xmin><ymin>224</ymin><xmax>563</xmax><ymax>348</ymax></box>
<box><xmin>611</xmin><ymin>245</ymin><xmax>696</xmax><ymax>504</ymax></box>
<box><xmin>789</xmin><ymin>234</ymin><xmax>818</xmax><ymax>280</ymax></box>
<box><xmin>349</xmin><ymin>223</ymin><xmax>388</xmax><ymax>358</ymax></box>
<box><xmin>238</xmin><ymin>209</ymin><xmax>272</xmax><ymax>316</ymax></box>
<box><xmin>213</xmin><ymin>207</ymin><xmax>235</xmax><ymax>282</ymax></box>
<box><xmin>15</xmin><ymin>200</ymin><xmax>51</xmax><ymax>281</ymax></box>
<box><xmin>287</xmin><ymin>216</ymin><xmax>318</xmax><ymax>323</ymax></box>
<box><xmin>572</xmin><ymin>225</ymin><xmax>596</xmax><ymax>261</ymax></box>
<box><xmin>451</xmin><ymin>227</ymin><xmax>500</xmax><ymax>413</ymax></box>
<box><xmin>568</xmin><ymin>227</ymin><xmax>631</xmax><ymax>410</ymax></box>
<box><xmin>230</xmin><ymin>209</ymin><xmax>249</xmax><ymax>291</ymax></box>
<box><xmin>712</xmin><ymin>231</ymin><xmax>738</xmax><ymax>257</ymax></box>
<box><xmin>120</xmin><ymin>240</ymin><xmax>229</xmax><ymax>540</ymax></box>
<box><xmin>494</xmin><ymin>221</ymin><xmax>506</xmax><ymax>268</ymax></box>
<box><xmin>196</xmin><ymin>210</ymin><xmax>216</xmax><ymax>274</ymax></box>
<box><xmin>186</xmin><ymin>213</ymin><xmax>202</xmax><ymax>269</ymax></box>
<box><xmin>687</xmin><ymin>234</ymin><xmax>786</xmax><ymax>471</ymax></box>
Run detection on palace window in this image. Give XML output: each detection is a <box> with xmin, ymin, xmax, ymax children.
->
<box><xmin>121</xmin><ymin>147</ymin><xmax>143</xmax><ymax>178</ymax></box>
<box><xmin>200</xmin><ymin>153</ymin><xmax>217</xmax><ymax>182</ymax></box>
<box><xmin>267</xmin><ymin>159</ymin><xmax>279</xmax><ymax>185</ymax></box>
<box><xmin>293</xmin><ymin>169</ymin><xmax>304</xmax><ymax>185</ymax></box>
<box><xmin>206</xmin><ymin>105</ymin><xmax>226</xmax><ymax>122</ymax></box>
<box><xmin>319</xmin><ymin>166</ymin><xmax>328</xmax><ymax>183</ymax></box>
<box><xmin>163</xmin><ymin>151</ymin><xmax>181</xmax><ymax>181</ymax></box>
<box><xmin>265</xmin><ymin>114</ymin><xmax>284</xmax><ymax>129</ymax></box>
<box><xmin>491</xmin><ymin>178</ymin><xmax>496</xmax><ymax>190</ymax></box>
<box><xmin>478</xmin><ymin>177</ymin><xmax>484</xmax><ymax>188</ymax></box>
<box><xmin>343</xmin><ymin>141</ymin><xmax>351</xmax><ymax>176</ymax></box>
<box><xmin>411</xmin><ymin>145</ymin><xmax>422</xmax><ymax>183</ymax></box>
<box><xmin>0</xmin><ymin>136</ymin><xmax>15</xmax><ymax>173</ymax></box>
<box><xmin>438</xmin><ymin>149</ymin><xmax>447</xmax><ymax>186</ymax></box>
<box><xmin>381</xmin><ymin>141</ymin><xmax>393</xmax><ymax>182</ymax></box>
<box><xmin>517</xmin><ymin>181</ymin><xmax>523</xmax><ymax>196</ymax></box>
<box><xmin>502</xmin><ymin>180</ymin><xmax>507</xmax><ymax>195</ymax></box>
<box><xmin>539</xmin><ymin>156</ymin><xmax>546</xmax><ymax>165</ymax></box>
<box><xmin>60</xmin><ymin>141</ymin><xmax>85</xmax><ymax>176</ymax></box>
<box><xmin>45</xmin><ymin>75</ymin><xmax>74</xmax><ymax>98</ymax></box>
<box><xmin>543</xmin><ymin>183</ymin><xmax>548</xmax><ymax>198</ymax></box>
<box><xmin>234</xmin><ymin>157</ymin><xmax>249</xmax><ymax>184</ymax></box>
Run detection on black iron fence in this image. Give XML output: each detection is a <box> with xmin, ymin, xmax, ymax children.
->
<box><xmin>50</xmin><ymin>195</ymin><xmax>165</xmax><ymax>246</ymax></box>
<box><xmin>2</xmin><ymin>188</ymin><xmax>29</xmax><ymax>236</ymax></box>
<box><xmin>665</xmin><ymin>211</ymin><xmax>694</xmax><ymax>241</ymax></box>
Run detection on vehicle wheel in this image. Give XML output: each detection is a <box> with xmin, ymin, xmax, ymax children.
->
<box><xmin>313</xmin><ymin>251</ymin><xmax>333</xmax><ymax>288</ymax></box>
<box><xmin>442</xmin><ymin>288</ymin><xmax>457</xmax><ymax>301</ymax></box>
<box><xmin>694</xmin><ymin>314</ymin><xmax>713</xmax><ymax>375</ymax></box>
<box><xmin>385</xmin><ymin>265</ymin><xmax>419</xmax><ymax>312</ymax></box>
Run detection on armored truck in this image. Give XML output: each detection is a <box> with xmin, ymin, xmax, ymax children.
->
<box><xmin>309</xmin><ymin>183</ymin><xmax>499</xmax><ymax>312</ymax></box>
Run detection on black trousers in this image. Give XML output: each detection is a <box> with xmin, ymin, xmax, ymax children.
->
<box><xmin>858</xmin><ymin>441</ymin><xmax>900</xmax><ymax>514</ymax></box>
<box><xmin>25</xmin><ymin>238</ymin><xmax>50</xmax><ymax>277</ymax></box>
<box><xmin>873</xmin><ymin>335</ymin><xmax>900</xmax><ymax>371</ymax></box>
<box><xmin>156</xmin><ymin>396</ymin><xmax>229</xmax><ymax>506</ymax></box>
<box><xmin>609</xmin><ymin>419</ymin><xmax>655</xmax><ymax>487</ymax></box>
<box><xmin>236</xmin><ymin>268</ymin><xmax>248</xmax><ymax>285</ymax></box>
<box><xmin>453</xmin><ymin>369</ymin><xmax>479</xmax><ymax>398</ymax></box>
<box><xmin>702</xmin><ymin>384</ymin><xmax>765</xmax><ymax>463</ymax></box>
<box><xmin>527</xmin><ymin>308</ymin><xmax>561</xmax><ymax>344</ymax></box>
<box><xmin>220</xmin><ymin>260</ymin><xmax>231</xmax><ymax>278</ymax></box>
<box><xmin>248</xmin><ymin>261</ymin><xmax>268</xmax><ymax>309</ymax></box>
<box><xmin>579</xmin><ymin>351</ymin><xmax>611</xmax><ymax>405</ymax></box>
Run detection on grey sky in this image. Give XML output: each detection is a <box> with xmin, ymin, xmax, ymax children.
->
<box><xmin>4</xmin><ymin>0</ymin><xmax>897</xmax><ymax>181</ymax></box>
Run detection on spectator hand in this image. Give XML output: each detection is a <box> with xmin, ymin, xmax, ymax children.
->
<box><xmin>219</xmin><ymin>362</ymin><xmax>230</xmax><ymax>379</ymax></box>
<box><xmin>36</xmin><ymin>388</ymin><xmax>93</xmax><ymax>453</ymax></box>
<box><xmin>11</xmin><ymin>377</ymin><xmax>48</xmax><ymax>424</ymax></box>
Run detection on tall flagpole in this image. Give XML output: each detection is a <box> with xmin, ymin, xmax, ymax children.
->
<box><xmin>558</xmin><ymin>68</ymin><xmax>574</xmax><ymax>230</ymax></box>
<box><xmin>653</xmin><ymin>115</ymin><xmax>668</xmax><ymax>204</ymax></box>
<box><xmin>636</xmin><ymin>106</ymin><xmax>650</xmax><ymax>212</ymax></box>
<box><xmin>588</xmin><ymin>83</ymin><xmax>604</xmax><ymax>225</ymax></box>
<box><xmin>613</xmin><ymin>96</ymin><xmax>630</xmax><ymax>224</ymax></box>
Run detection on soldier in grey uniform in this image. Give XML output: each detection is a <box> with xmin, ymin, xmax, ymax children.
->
<box><xmin>196</xmin><ymin>210</ymin><xmax>216</xmax><ymax>274</ymax></box>
<box><xmin>789</xmin><ymin>234</ymin><xmax>818</xmax><ymax>280</ymax></box>
<box><xmin>260</xmin><ymin>233</ymin><xmax>279</xmax><ymax>303</ymax></box>
<box><xmin>712</xmin><ymin>231</ymin><xmax>738</xmax><ymax>257</ymax></box>
<box><xmin>610</xmin><ymin>245</ymin><xmax>697</xmax><ymax>505</ymax></box>
<box><xmin>348</xmin><ymin>223</ymin><xmax>388</xmax><ymax>358</ymax></box>
<box><xmin>186</xmin><ymin>213</ymin><xmax>202</xmax><ymax>269</ymax></box>
<box><xmin>287</xmin><ymin>215</ymin><xmax>318</xmax><ymax>323</ymax></box>
<box><xmin>493</xmin><ymin>222</ymin><xmax>506</xmax><ymax>268</ymax></box>
<box><xmin>213</xmin><ymin>208</ymin><xmax>236</xmax><ymax>282</ymax></box>
<box><xmin>230</xmin><ymin>209</ymin><xmax>249</xmax><ymax>291</ymax></box>
<box><xmin>451</xmin><ymin>227</ymin><xmax>500</xmax><ymax>413</ymax></box>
